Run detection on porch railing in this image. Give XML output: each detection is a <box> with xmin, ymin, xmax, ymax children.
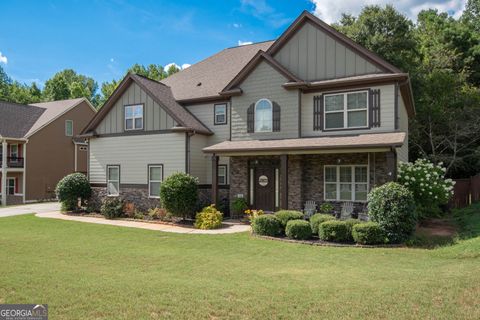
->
<box><xmin>0</xmin><ymin>157</ymin><xmax>25</xmax><ymax>168</ymax></box>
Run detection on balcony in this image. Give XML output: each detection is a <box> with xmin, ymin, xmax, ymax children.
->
<box><xmin>0</xmin><ymin>157</ymin><xmax>25</xmax><ymax>168</ymax></box>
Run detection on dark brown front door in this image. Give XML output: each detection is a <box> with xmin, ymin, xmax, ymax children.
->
<box><xmin>254</xmin><ymin>166</ymin><xmax>275</xmax><ymax>212</ymax></box>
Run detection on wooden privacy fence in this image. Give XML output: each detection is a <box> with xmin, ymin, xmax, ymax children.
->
<box><xmin>451</xmin><ymin>174</ymin><xmax>480</xmax><ymax>208</ymax></box>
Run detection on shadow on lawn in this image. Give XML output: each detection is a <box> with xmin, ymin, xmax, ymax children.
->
<box><xmin>407</xmin><ymin>202</ymin><xmax>480</xmax><ymax>249</ymax></box>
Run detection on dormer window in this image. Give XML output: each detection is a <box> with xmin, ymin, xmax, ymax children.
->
<box><xmin>125</xmin><ymin>104</ymin><xmax>143</xmax><ymax>131</ymax></box>
<box><xmin>324</xmin><ymin>91</ymin><xmax>368</xmax><ymax>130</ymax></box>
<box><xmin>254</xmin><ymin>99</ymin><xmax>273</xmax><ymax>132</ymax></box>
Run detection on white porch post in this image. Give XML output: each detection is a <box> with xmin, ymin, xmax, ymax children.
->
<box><xmin>1</xmin><ymin>139</ymin><xmax>7</xmax><ymax>206</ymax></box>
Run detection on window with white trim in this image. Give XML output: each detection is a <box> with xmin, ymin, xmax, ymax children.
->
<box><xmin>255</xmin><ymin>99</ymin><xmax>273</xmax><ymax>132</ymax></box>
<box><xmin>107</xmin><ymin>165</ymin><xmax>120</xmax><ymax>196</ymax></box>
<box><xmin>324</xmin><ymin>165</ymin><xmax>368</xmax><ymax>201</ymax></box>
<box><xmin>214</xmin><ymin>104</ymin><xmax>227</xmax><ymax>125</ymax></box>
<box><xmin>218</xmin><ymin>165</ymin><xmax>227</xmax><ymax>185</ymax></box>
<box><xmin>324</xmin><ymin>91</ymin><xmax>368</xmax><ymax>130</ymax></box>
<box><xmin>148</xmin><ymin>165</ymin><xmax>163</xmax><ymax>198</ymax></box>
<box><xmin>7</xmin><ymin>178</ymin><xmax>15</xmax><ymax>195</ymax></box>
<box><xmin>65</xmin><ymin>120</ymin><xmax>73</xmax><ymax>136</ymax></box>
<box><xmin>125</xmin><ymin>105</ymin><xmax>143</xmax><ymax>130</ymax></box>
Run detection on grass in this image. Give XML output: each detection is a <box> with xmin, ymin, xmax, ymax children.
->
<box><xmin>0</xmin><ymin>208</ymin><xmax>479</xmax><ymax>320</ymax></box>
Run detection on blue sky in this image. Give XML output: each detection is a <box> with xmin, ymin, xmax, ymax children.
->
<box><xmin>0</xmin><ymin>0</ymin><xmax>466</xmax><ymax>87</ymax></box>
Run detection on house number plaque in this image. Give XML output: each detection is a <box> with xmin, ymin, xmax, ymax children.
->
<box><xmin>258</xmin><ymin>175</ymin><xmax>268</xmax><ymax>187</ymax></box>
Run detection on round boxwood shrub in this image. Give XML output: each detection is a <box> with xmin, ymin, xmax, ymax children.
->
<box><xmin>101</xmin><ymin>198</ymin><xmax>124</xmax><ymax>219</ymax></box>
<box><xmin>274</xmin><ymin>210</ymin><xmax>304</xmax><ymax>228</ymax></box>
<box><xmin>55</xmin><ymin>173</ymin><xmax>91</xmax><ymax>211</ymax></box>
<box><xmin>309</xmin><ymin>213</ymin><xmax>335</xmax><ymax>234</ymax></box>
<box><xmin>160</xmin><ymin>172</ymin><xmax>198</xmax><ymax>219</ymax></box>
<box><xmin>318</xmin><ymin>220</ymin><xmax>349</xmax><ymax>242</ymax></box>
<box><xmin>352</xmin><ymin>222</ymin><xmax>386</xmax><ymax>245</ymax></box>
<box><xmin>285</xmin><ymin>219</ymin><xmax>312</xmax><ymax>240</ymax></box>
<box><xmin>368</xmin><ymin>182</ymin><xmax>417</xmax><ymax>243</ymax></box>
<box><xmin>344</xmin><ymin>219</ymin><xmax>362</xmax><ymax>242</ymax></box>
<box><xmin>195</xmin><ymin>205</ymin><xmax>223</xmax><ymax>230</ymax></box>
<box><xmin>251</xmin><ymin>215</ymin><xmax>282</xmax><ymax>237</ymax></box>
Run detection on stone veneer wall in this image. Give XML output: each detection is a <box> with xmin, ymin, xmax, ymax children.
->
<box><xmin>6</xmin><ymin>195</ymin><xmax>23</xmax><ymax>205</ymax></box>
<box><xmin>287</xmin><ymin>155</ymin><xmax>303</xmax><ymax>210</ymax></box>
<box><xmin>229</xmin><ymin>157</ymin><xmax>250</xmax><ymax>208</ymax></box>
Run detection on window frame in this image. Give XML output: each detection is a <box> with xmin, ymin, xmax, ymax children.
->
<box><xmin>323</xmin><ymin>90</ymin><xmax>369</xmax><ymax>131</ymax></box>
<box><xmin>65</xmin><ymin>120</ymin><xmax>73</xmax><ymax>136</ymax></box>
<box><xmin>323</xmin><ymin>165</ymin><xmax>369</xmax><ymax>202</ymax></box>
<box><xmin>148</xmin><ymin>164</ymin><xmax>163</xmax><ymax>199</ymax></box>
<box><xmin>106</xmin><ymin>165</ymin><xmax>120</xmax><ymax>197</ymax></box>
<box><xmin>214</xmin><ymin>103</ymin><xmax>228</xmax><ymax>125</ymax></box>
<box><xmin>217</xmin><ymin>164</ymin><xmax>227</xmax><ymax>185</ymax></box>
<box><xmin>7</xmin><ymin>177</ymin><xmax>16</xmax><ymax>195</ymax></box>
<box><xmin>254</xmin><ymin>98</ymin><xmax>273</xmax><ymax>133</ymax></box>
<box><xmin>124</xmin><ymin>104</ymin><xmax>144</xmax><ymax>131</ymax></box>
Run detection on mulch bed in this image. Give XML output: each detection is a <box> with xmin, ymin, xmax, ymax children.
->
<box><xmin>253</xmin><ymin>234</ymin><xmax>405</xmax><ymax>248</ymax></box>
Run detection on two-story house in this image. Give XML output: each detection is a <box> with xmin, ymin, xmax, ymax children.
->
<box><xmin>0</xmin><ymin>98</ymin><xmax>96</xmax><ymax>206</ymax></box>
<box><xmin>81</xmin><ymin>11</ymin><xmax>414</xmax><ymax>213</ymax></box>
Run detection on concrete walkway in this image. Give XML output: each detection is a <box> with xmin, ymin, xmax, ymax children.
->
<box><xmin>0</xmin><ymin>202</ymin><xmax>61</xmax><ymax>217</ymax></box>
<box><xmin>36</xmin><ymin>211</ymin><xmax>251</xmax><ymax>234</ymax></box>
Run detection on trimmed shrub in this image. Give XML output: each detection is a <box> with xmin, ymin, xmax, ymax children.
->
<box><xmin>352</xmin><ymin>222</ymin><xmax>386</xmax><ymax>245</ymax></box>
<box><xmin>195</xmin><ymin>205</ymin><xmax>223</xmax><ymax>230</ymax></box>
<box><xmin>318</xmin><ymin>203</ymin><xmax>335</xmax><ymax>214</ymax></box>
<box><xmin>309</xmin><ymin>213</ymin><xmax>335</xmax><ymax>234</ymax></box>
<box><xmin>55</xmin><ymin>173</ymin><xmax>91</xmax><ymax>211</ymax></box>
<box><xmin>160</xmin><ymin>172</ymin><xmax>198</xmax><ymax>219</ymax></box>
<box><xmin>274</xmin><ymin>210</ymin><xmax>304</xmax><ymax>228</ymax></box>
<box><xmin>285</xmin><ymin>220</ymin><xmax>312</xmax><ymax>240</ymax></box>
<box><xmin>318</xmin><ymin>220</ymin><xmax>349</xmax><ymax>242</ymax></box>
<box><xmin>345</xmin><ymin>219</ymin><xmax>362</xmax><ymax>242</ymax></box>
<box><xmin>368</xmin><ymin>182</ymin><xmax>417</xmax><ymax>243</ymax></box>
<box><xmin>232</xmin><ymin>197</ymin><xmax>248</xmax><ymax>216</ymax></box>
<box><xmin>251</xmin><ymin>215</ymin><xmax>282</xmax><ymax>237</ymax></box>
<box><xmin>101</xmin><ymin>198</ymin><xmax>123</xmax><ymax>219</ymax></box>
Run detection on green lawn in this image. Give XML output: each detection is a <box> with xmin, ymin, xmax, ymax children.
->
<box><xmin>1</xmin><ymin>207</ymin><xmax>479</xmax><ymax>320</ymax></box>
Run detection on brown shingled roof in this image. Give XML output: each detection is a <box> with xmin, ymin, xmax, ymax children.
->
<box><xmin>0</xmin><ymin>100</ymin><xmax>45</xmax><ymax>138</ymax></box>
<box><xmin>161</xmin><ymin>41</ymin><xmax>274</xmax><ymax>102</ymax></box>
<box><xmin>203</xmin><ymin>132</ymin><xmax>406</xmax><ymax>154</ymax></box>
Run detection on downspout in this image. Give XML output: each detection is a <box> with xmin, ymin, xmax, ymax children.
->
<box><xmin>1</xmin><ymin>138</ymin><xmax>7</xmax><ymax>206</ymax></box>
<box><xmin>22</xmin><ymin>140</ymin><xmax>28</xmax><ymax>204</ymax></box>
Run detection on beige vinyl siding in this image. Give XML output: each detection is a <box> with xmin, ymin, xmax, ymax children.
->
<box><xmin>396</xmin><ymin>93</ymin><xmax>409</xmax><ymax>163</ymax></box>
<box><xmin>231</xmin><ymin>60</ymin><xmax>299</xmax><ymax>141</ymax></box>
<box><xmin>186</xmin><ymin>102</ymin><xmax>230</xmax><ymax>144</ymax></box>
<box><xmin>96</xmin><ymin>82</ymin><xmax>177</xmax><ymax>134</ymax></box>
<box><xmin>274</xmin><ymin>21</ymin><xmax>382</xmax><ymax>81</ymax></box>
<box><xmin>189</xmin><ymin>134</ymin><xmax>208</xmax><ymax>184</ymax></box>
<box><xmin>301</xmin><ymin>84</ymin><xmax>396</xmax><ymax>137</ymax></box>
<box><xmin>89</xmin><ymin>133</ymin><xmax>185</xmax><ymax>184</ymax></box>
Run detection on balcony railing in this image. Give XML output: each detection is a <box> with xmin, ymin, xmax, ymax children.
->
<box><xmin>0</xmin><ymin>157</ymin><xmax>24</xmax><ymax>168</ymax></box>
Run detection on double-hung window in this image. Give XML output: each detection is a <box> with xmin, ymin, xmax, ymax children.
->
<box><xmin>324</xmin><ymin>165</ymin><xmax>368</xmax><ymax>201</ymax></box>
<box><xmin>125</xmin><ymin>105</ymin><xmax>144</xmax><ymax>130</ymax></box>
<box><xmin>65</xmin><ymin>120</ymin><xmax>73</xmax><ymax>136</ymax></box>
<box><xmin>7</xmin><ymin>178</ymin><xmax>15</xmax><ymax>195</ymax></box>
<box><xmin>324</xmin><ymin>91</ymin><xmax>368</xmax><ymax>130</ymax></box>
<box><xmin>214</xmin><ymin>104</ymin><xmax>227</xmax><ymax>125</ymax></box>
<box><xmin>10</xmin><ymin>144</ymin><xmax>18</xmax><ymax>162</ymax></box>
<box><xmin>107</xmin><ymin>165</ymin><xmax>120</xmax><ymax>196</ymax></box>
<box><xmin>218</xmin><ymin>165</ymin><xmax>227</xmax><ymax>185</ymax></box>
<box><xmin>148</xmin><ymin>165</ymin><xmax>163</xmax><ymax>198</ymax></box>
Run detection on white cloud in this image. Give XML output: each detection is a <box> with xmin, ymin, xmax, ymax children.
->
<box><xmin>165</xmin><ymin>62</ymin><xmax>190</xmax><ymax>70</ymax></box>
<box><xmin>110</xmin><ymin>58</ymin><xmax>115</xmax><ymax>62</ymax></box>
<box><xmin>238</xmin><ymin>40</ymin><xmax>253</xmax><ymax>46</ymax></box>
<box><xmin>233</xmin><ymin>23</ymin><xmax>242</xmax><ymax>28</ymax></box>
<box><xmin>0</xmin><ymin>52</ymin><xmax>7</xmax><ymax>64</ymax></box>
<box><xmin>309</xmin><ymin>0</ymin><xmax>466</xmax><ymax>23</ymax></box>
<box><xmin>181</xmin><ymin>63</ymin><xmax>191</xmax><ymax>69</ymax></box>
<box><xmin>240</xmin><ymin>0</ymin><xmax>292</xmax><ymax>28</ymax></box>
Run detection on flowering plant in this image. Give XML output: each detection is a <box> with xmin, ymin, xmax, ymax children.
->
<box><xmin>244</xmin><ymin>209</ymin><xmax>265</xmax><ymax>221</ymax></box>
<box><xmin>397</xmin><ymin>159</ymin><xmax>455</xmax><ymax>218</ymax></box>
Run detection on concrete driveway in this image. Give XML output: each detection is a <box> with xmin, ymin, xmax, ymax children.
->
<box><xmin>0</xmin><ymin>202</ymin><xmax>61</xmax><ymax>218</ymax></box>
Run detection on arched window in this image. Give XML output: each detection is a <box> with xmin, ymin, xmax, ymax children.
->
<box><xmin>254</xmin><ymin>99</ymin><xmax>273</xmax><ymax>132</ymax></box>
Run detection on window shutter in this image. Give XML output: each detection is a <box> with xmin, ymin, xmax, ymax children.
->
<box><xmin>313</xmin><ymin>95</ymin><xmax>323</xmax><ymax>131</ymax></box>
<box><xmin>247</xmin><ymin>103</ymin><xmax>255</xmax><ymax>133</ymax></box>
<box><xmin>272</xmin><ymin>101</ymin><xmax>281</xmax><ymax>132</ymax></box>
<box><xmin>370</xmin><ymin>89</ymin><xmax>381</xmax><ymax>128</ymax></box>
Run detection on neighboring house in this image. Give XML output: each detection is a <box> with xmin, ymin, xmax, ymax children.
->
<box><xmin>0</xmin><ymin>98</ymin><xmax>96</xmax><ymax>206</ymax></box>
<box><xmin>81</xmin><ymin>11</ymin><xmax>414</xmax><ymax>214</ymax></box>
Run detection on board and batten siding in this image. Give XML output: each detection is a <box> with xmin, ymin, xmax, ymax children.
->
<box><xmin>231</xmin><ymin>60</ymin><xmax>299</xmax><ymax>141</ymax></box>
<box><xmin>89</xmin><ymin>133</ymin><xmax>186</xmax><ymax>184</ymax></box>
<box><xmin>301</xmin><ymin>84</ymin><xmax>396</xmax><ymax>137</ymax></box>
<box><xmin>396</xmin><ymin>94</ymin><xmax>409</xmax><ymax>163</ymax></box>
<box><xmin>274</xmin><ymin>21</ymin><xmax>382</xmax><ymax>81</ymax></box>
<box><xmin>96</xmin><ymin>82</ymin><xmax>177</xmax><ymax>135</ymax></box>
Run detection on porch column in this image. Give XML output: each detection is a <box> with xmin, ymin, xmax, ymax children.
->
<box><xmin>211</xmin><ymin>154</ymin><xmax>219</xmax><ymax>206</ymax></box>
<box><xmin>386</xmin><ymin>150</ymin><xmax>397</xmax><ymax>181</ymax></box>
<box><xmin>1</xmin><ymin>140</ymin><xmax>7</xmax><ymax>206</ymax></box>
<box><xmin>280</xmin><ymin>154</ymin><xmax>288</xmax><ymax>209</ymax></box>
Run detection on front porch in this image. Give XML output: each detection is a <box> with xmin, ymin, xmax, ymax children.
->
<box><xmin>1</xmin><ymin>138</ymin><xmax>26</xmax><ymax>206</ymax></box>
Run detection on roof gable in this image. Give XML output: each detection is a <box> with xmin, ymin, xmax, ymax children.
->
<box><xmin>0</xmin><ymin>101</ymin><xmax>45</xmax><ymax>139</ymax></box>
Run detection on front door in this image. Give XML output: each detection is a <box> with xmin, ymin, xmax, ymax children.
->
<box><xmin>254</xmin><ymin>166</ymin><xmax>275</xmax><ymax>212</ymax></box>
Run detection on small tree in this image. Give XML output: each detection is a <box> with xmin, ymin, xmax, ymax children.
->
<box><xmin>160</xmin><ymin>172</ymin><xmax>198</xmax><ymax>219</ymax></box>
<box><xmin>56</xmin><ymin>173</ymin><xmax>91</xmax><ymax>211</ymax></box>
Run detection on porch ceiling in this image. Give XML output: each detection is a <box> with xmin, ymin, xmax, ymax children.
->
<box><xmin>203</xmin><ymin>132</ymin><xmax>405</xmax><ymax>155</ymax></box>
